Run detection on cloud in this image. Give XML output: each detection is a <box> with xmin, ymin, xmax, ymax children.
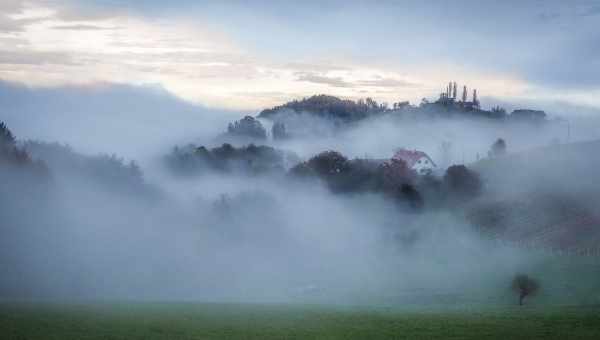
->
<box><xmin>295</xmin><ymin>72</ymin><xmax>354</xmax><ymax>88</ymax></box>
<box><xmin>357</xmin><ymin>77</ymin><xmax>418</xmax><ymax>88</ymax></box>
<box><xmin>295</xmin><ymin>72</ymin><xmax>419</xmax><ymax>90</ymax></box>
<box><xmin>0</xmin><ymin>50</ymin><xmax>76</xmax><ymax>65</ymax></box>
<box><xmin>1</xmin><ymin>0</ymin><xmax>599</xmax><ymax>110</ymax></box>
<box><xmin>50</xmin><ymin>24</ymin><xmax>120</xmax><ymax>30</ymax></box>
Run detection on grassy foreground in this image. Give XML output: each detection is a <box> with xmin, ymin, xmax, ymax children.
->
<box><xmin>1</xmin><ymin>302</ymin><xmax>600</xmax><ymax>340</ymax></box>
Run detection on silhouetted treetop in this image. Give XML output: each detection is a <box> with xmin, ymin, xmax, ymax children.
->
<box><xmin>226</xmin><ymin>116</ymin><xmax>267</xmax><ymax>140</ymax></box>
<box><xmin>258</xmin><ymin>94</ymin><xmax>387</xmax><ymax>122</ymax></box>
<box><xmin>167</xmin><ymin>143</ymin><xmax>297</xmax><ymax>176</ymax></box>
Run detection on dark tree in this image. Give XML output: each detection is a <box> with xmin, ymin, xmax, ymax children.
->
<box><xmin>289</xmin><ymin>151</ymin><xmax>422</xmax><ymax>208</ymax></box>
<box><xmin>306</xmin><ymin>151</ymin><xmax>349</xmax><ymax>177</ymax></box>
<box><xmin>443</xmin><ymin>165</ymin><xmax>482</xmax><ymax>199</ymax></box>
<box><xmin>399</xmin><ymin>184</ymin><xmax>424</xmax><ymax>210</ymax></box>
<box><xmin>226</xmin><ymin>116</ymin><xmax>267</xmax><ymax>140</ymax></box>
<box><xmin>489</xmin><ymin>138</ymin><xmax>507</xmax><ymax>158</ymax></box>
<box><xmin>0</xmin><ymin>121</ymin><xmax>16</xmax><ymax>147</ymax></box>
<box><xmin>512</xmin><ymin>274</ymin><xmax>540</xmax><ymax>306</ymax></box>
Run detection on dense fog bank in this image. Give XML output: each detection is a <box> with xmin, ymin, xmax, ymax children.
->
<box><xmin>2</xmin><ymin>83</ymin><xmax>600</xmax><ymax>305</ymax></box>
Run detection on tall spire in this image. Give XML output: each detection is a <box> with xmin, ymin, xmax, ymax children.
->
<box><xmin>473</xmin><ymin>89</ymin><xmax>479</xmax><ymax>107</ymax></box>
<box><xmin>462</xmin><ymin>85</ymin><xmax>467</xmax><ymax>102</ymax></box>
<box><xmin>452</xmin><ymin>82</ymin><xmax>457</xmax><ymax>99</ymax></box>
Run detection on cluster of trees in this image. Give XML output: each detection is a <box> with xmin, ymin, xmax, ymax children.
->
<box><xmin>167</xmin><ymin>143</ymin><xmax>295</xmax><ymax>176</ymax></box>
<box><xmin>510</xmin><ymin>109</ymin><xmax>547</xmax><ymax>122</ymax></box>
<box><xmin>256</xmin><ymin>93</ymin><xmax>548</xmax><ymax>127</ymax></box>
<box><xmin>226</xmin><ymin>116</ymin><xmax>267</xmax><ymax>140</ymax></box>
<box><xmin>24</xmin><ymin>141</ymin><xmax>153</xmax><ymax>197</ymax></box>
<box><xmin>289</xmin><ymin>150</ymin><xmax>482</xmax><ymax>209</ymax></box>
<box><xmin>258</xmin><ymin>94</ymin><xmax>388</xmax><ymax>122</ymax></box>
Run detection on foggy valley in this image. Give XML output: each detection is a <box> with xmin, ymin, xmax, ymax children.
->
<box><xmin>2</xmin><ymin>80</ymin><xmax>600</xmax><ymax>307</ymax></box>
<box><xmin>2</xmin><ymin>1</ymin><xmax>600</xmax><ymax>339</ymax></box>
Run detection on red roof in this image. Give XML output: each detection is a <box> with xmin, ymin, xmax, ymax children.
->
<box><xmin>392</xmin><ymin>149</ymin><xmax>435</xmax><ymax>168</ymax></box>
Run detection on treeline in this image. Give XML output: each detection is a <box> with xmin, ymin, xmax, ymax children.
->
<box><xmin>258</xmin><ymin>94</ymin><xmax>388</xmax><ymax>122</ymax></box>
<box><xmin>166</xmin><ymin>143</ymin><xmax>298</xmax><ymax>176</ymax></box>
<box><xmin>289</xmin><ymin>150</ymin><xmax>482</xmax><ymax>210</ymax></box>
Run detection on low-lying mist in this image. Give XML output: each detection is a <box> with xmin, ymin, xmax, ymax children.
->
<box><xmin>2</xmin><ymin>81</ymin><xmax>600</xmax><ymax>306</ymax></box>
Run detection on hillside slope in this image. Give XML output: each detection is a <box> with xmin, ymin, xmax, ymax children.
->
<box><xmin>468</xmin><ymin>140</ymin><xmax>600</xmax><ymax>255</ymax></box>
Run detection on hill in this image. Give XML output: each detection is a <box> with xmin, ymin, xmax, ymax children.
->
<box><xmin>468</xmin><ymin>140</ymin><xmax>600</xmax><ymax>255</ymax></box>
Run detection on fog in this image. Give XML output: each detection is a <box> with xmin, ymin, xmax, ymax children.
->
<box><xmin>2</xmin><ymin>81</ymin><xmax>600</xmax><ymax>306</ymax></box>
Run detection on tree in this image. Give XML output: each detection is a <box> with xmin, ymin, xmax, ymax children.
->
<box><xmin>489</xmin><ymin>138</ymin><xmax>507</xmax><ymax>158</ymax></box>
<box><xmin>443</xmin><ymin>165</ymin><xmax>482</xmax><ymax>199</ymax></box>
<box><xmin>512</xmin><ymin>274</ymin><xmax>540</xmax><ymax>306</ymax></box>
<box><xmin>306</xmin><ymin>150</ymin><xmax>349</xmax><ymax>177</ymax></box>
<box><xmin>226</xmin><ymin>116</ymin><xmax>267</xmax><ymax>140</ymax></box>
<box><xmin>0</xmin><ymin>121</ymin><xmax>16</xmax><ymax>147</ymax></box>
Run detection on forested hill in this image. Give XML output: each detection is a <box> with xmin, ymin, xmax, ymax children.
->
<box><xmin>257</xmin><ymin>94</ymin><xmax>546</xmax><ymax>124</ymax></box>
<box><xmin>468</xmin><ymin>139</ymin><xmax>600</xmax><ymax>255</ymax></box>
<box><xmin>257</xmin><ymin>94</ymin><xmax>388</xmax><ymax>121</ymax></box>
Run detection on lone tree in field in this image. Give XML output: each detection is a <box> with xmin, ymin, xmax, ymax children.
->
<box><xmin>512</xmin><ymin>274</ymin><xmax>539</xmax><ymax>306</ymax></box>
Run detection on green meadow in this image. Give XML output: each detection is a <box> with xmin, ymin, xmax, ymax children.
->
<box><xmin>2</xmin><ymin>302</ymin><xmax>600</xmax><ymax>340</ymax></box>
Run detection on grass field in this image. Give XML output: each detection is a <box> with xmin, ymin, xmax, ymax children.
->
<box><xmin>2</xmin><ymin>302</ymin><xmax>600</xmax><ymax>340</ymax></box>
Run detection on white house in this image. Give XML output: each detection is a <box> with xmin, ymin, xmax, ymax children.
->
<box><xmin>392</xmin><ymin>148</ymin><xmax>437</xmax><ymax>175</ymax></box>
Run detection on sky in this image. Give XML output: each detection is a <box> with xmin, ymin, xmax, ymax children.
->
<box><xmin>1</xmin><ymin>0</ymin><xmax>600</xmax><ymax>110</ymax></box>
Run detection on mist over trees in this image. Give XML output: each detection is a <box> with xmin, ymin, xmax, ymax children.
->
<box><xmin>167</xmin><ymin>143</ymin><xmax>298</xmax><ymax>176</ymax></box>
<box><xmin>23</xmin><ymin>141</ymin><xmax>156</xmax><ymax>198</ymax></box>
<box><xmin>1</xmin><ymin>79</ymin><xmax>600</xmax><ymax>306</ymax></box>
<box><xmin>272</xmin><ymin>121</ymin><xmax>288</xmax><ymax>140</ymax></box>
